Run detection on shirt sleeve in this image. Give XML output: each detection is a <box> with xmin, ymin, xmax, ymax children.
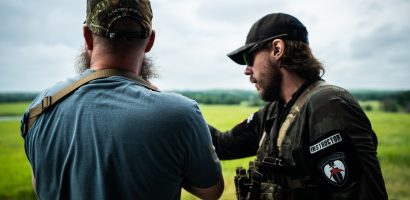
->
<box><xmin>182</xmin><ymin>104</ymin><xmax>222</xmax><ymax>188</ymax></box>
<box><xmin>306</xmin><ymin>87</ymin><xmax>388</xmax><ymax>199</ymax></box>
<box><xmin>208</xmin><ymin>104</ymin><xmax>273</xmax><ymax>160</ymax></box>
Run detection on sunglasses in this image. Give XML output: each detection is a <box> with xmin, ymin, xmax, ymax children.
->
<box><xmin>242</xmin><ymin>33</ymin><xmax>288</xmax><ymax>66</ymax></box>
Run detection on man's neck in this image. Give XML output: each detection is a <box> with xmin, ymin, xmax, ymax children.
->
<box><xmin>90</xmin><ymin>64</ymin><xmax>139</xmax><ymax>74</ymax></box>
<box><xmin>89</xmin><ymin>48</ymin><xmax>144</xmax><ymax>75</ymax></box>
<box><xmin>280</xmin><ymin>71</ymin><xmax>306</xmax><ymax>103</ymax></box>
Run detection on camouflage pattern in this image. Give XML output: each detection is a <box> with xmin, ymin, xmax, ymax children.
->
<box><xmin>210</xmin><ymin>80</ymin><xmax>388</xmax><ymax>199</ymax></box>
<box><xmin>276</xmin><ymin>81</ymin><xmax>325</xmax><ymax>165</ymax></box>
<box><xmin>86</xmin><ymin>0</ymin><xmax>153</xmax><ymax>39</ymax></box>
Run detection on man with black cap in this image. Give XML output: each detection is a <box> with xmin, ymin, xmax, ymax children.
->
<box><xmin>20</xmin><ymin>0</ymin><xmax>224</xmax><ymax>199</ymax></box>
<box><xmin>209</xmin><ymin>13</ymin><xmax>387</xmax><ymax>199</ymax></box>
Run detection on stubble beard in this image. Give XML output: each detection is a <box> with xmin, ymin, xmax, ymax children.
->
<box><xmin>74</xmin><ymin>46</ymin><xmax>158</xmax><ymax>81</ymax></box>
<box><xmin>258</xmin><ymin>59</ymin><xmax>282</xmax><ymax>102</ymax></box>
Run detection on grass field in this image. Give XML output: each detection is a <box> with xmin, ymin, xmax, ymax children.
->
<box><xmin>0</xmin><ymin>102</ymin><xmax>29</xmax><ymax>116</ymax></box>
<box><xmin>0</xmin><ymin>103</ymin><xmax>409</xmax><ymax>199</ymax></box>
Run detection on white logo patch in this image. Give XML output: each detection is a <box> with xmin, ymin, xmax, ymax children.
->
<box><xmin>310</xmin><ymin>133</ymin><xmax>342</xmax><ymax>154</ymax></box>
<box><xmin>320</xmin><ymin>153</ymin><xmax>348</xmax><ymax>186</ymax></box>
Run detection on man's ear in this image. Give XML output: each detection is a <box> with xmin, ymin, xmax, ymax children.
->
<box><xmin>270</xmin><ymin>39</ymin><xmax>285</xmax><ymax>60</ymax></box>
<box><xmin>144</xmin><ymin>30</ymin><xmax>155</xmax><ymax>53</ymax></box>
<box><xmin>83</xmin><ymin>26</ymin><xmax>94</xmax><ymax>51</ymax></box>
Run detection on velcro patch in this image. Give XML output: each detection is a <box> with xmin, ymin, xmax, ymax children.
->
<box><xmin>310</xmin><ymin>133</ymin><xmax>342</xmax><ymax>154</ymax></box>
<box><xmin>319</xmin><ymin>152</ymin><xmax>348</xmax><ymax>186</ymax></box>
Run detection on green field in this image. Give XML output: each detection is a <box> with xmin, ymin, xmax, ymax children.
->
<box><xmin>0</xmin><ymin>102</ymin><xmax>30</xmax><ymax>116</ymax></box>
<box><xmin>0</xmin><ymin>103</ymin><xmax>409</xmax><ymax>199</ymax></box>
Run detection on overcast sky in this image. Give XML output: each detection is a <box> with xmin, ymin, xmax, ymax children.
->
<box><xmin>0</xmin><ymin>0</ymin><xmax>409</xmax><ymax>92</ymax></box>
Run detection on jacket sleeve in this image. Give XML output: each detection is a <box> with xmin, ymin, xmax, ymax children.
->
<box><xmin>208</xmin><ymin>104</ymin><xmax>273</xmax><ymax>160</ymax></box>
<box><xmin>306</xmin><ymin>87</ymin><xmax>388</xmax><ymax>200</ymax></box>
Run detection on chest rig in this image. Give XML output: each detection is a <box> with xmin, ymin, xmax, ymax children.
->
<box><xmin>235</xmin><ymin>80</ymin><xmax>326</xmax><ymax>200</ymax></box>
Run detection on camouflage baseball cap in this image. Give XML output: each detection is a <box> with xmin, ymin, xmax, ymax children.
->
<box><xmin>86</xmin><ymin>0</ymin><xmax>153</xmax><ymax>40</ymax></box>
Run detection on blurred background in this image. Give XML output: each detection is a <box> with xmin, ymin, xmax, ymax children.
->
<box><xmin>0</xmin><ymin>0</ymin><xmax>409</xmax><ymax>199</ymax></box>
<box><xmin>0</xmin><ymin>0</ymin><xmax>409</xmax><ymax>91</ymax></box>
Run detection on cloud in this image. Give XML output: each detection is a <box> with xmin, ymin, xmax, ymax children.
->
<box><xmin>0</xmin><ymin>0</ymin><xmax>409</xmax><ymax>92</ymax></box>
<box><xmin>327</xmin><ymin>0</ymin><xmax>410</xmax><ymax>89</ymax></box>
<box><xmin>0</xmin><ymin>43</ymin><xmax>78</xmax><ymax>92</ymax></box>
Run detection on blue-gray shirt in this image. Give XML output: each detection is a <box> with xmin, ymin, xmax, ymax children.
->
<box><xmin>21</xmin><ymin>69</ymin><xmax>221</xmax><ymax>200</ymax></box>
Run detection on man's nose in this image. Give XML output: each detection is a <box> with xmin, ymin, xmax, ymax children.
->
<box><xmin>244</xmin><ymin>66</ymin><xmax>253</xmax><ymax>75</ymax></box>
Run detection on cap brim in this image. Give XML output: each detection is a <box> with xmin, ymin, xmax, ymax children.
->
<box><xmin>227</xmin><ymin>42</ymin><xmax>256</xmax><ymax>65</ymax></box>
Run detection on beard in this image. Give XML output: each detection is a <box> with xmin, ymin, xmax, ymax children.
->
<box><xmin>74</xmin><ymin>46</ymin><xmax>158</xmax><ymax>81</ymax></box>
<box><xmin>140</xmin><ymin>56</ymin><xmax>158</xmax><ymax>81</ymax></box>
<box><xmin>257</xmin><ymin>58</ymin><xmax>282</xmax><ymax>102</ymax></box>
<box><xmin>74</xmin><ymin>47</ymin><xmax>90</xmax><ymax>74</ymax></box>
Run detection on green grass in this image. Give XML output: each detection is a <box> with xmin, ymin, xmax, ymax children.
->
<box><xmin>359</xmin><ymin>100</ymin><xmax>382</xmax><ymax>112</ymax></box>
<box><xmin>0</xmin><ymin>103</ymin><xmax>409</xmax><ymax>199</ymax></box>
<box><xmin>0</xmin><ymin>102</ymin><xmax>29</xmax><ymax>116</ymax></box>
<box><xmin>366</xmin><ymin>112</ymin><xmax>410</xmax><ymax>200</ymax></box>
<box><xmin>184</xmin><ymin>105</ymin><xmax>410</xmax><ymax>200</ymax></box>
<box><xmin>0</xmin><ymin>121</ymin><xmax>36</xmax><ymax>200</ymax></box>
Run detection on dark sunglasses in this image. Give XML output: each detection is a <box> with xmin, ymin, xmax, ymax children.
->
<box><xmin>243</xmin><ymin>33</ymin><xmax>288</xmax><ymax>66</ymax></box>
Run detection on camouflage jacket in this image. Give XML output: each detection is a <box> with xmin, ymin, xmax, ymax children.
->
<box><xmin>209</xmin><ymin>80</ymin><xmax>388</xmax><ymax>199</ymax></box>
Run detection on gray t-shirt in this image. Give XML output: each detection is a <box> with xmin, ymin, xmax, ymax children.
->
<box><xmin>21</xmin><ymin>69</ymin><xmax>221</xmax><ymax>200</ymax></box>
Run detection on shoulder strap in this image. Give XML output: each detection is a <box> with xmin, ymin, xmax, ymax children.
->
<box><xmin>22</xmin><ymin>69</ymin><xmax>158</xmax><ymax>136</ymax></box>
<box><xmin>276</xmin><ymin>80</ymin><xmax>326</xmax><ymax>151</ymax></box>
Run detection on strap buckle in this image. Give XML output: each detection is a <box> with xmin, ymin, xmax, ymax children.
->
<box><xmin>41</xmin><ymin>96</ymin><xmax>52</xmax><ymax>110</ymax></box>
<box><xmin>262</xmin><ymin>157</ymin><xmax>286</xmax><ymax>167</ymax></box>
<box><xmin>22</xmin><ymin>121</ymin><xmax>28</xmax><ymax>137</ymax></box>
<box><xmin>251</xmin><ymin>170</ymin><xmax>263</xmax><ymax>184</ymax></box>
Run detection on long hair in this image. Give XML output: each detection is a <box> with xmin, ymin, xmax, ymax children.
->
<box><xmin>280</xmin><ymin>40</ymin><xmax>325</xmax><ymax>81</ymax></box>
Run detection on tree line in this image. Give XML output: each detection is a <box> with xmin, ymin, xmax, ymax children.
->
<box><xmin>0</xmin><ymin>90</ymin><xmax>409</xmax><ymax>113</ymax></box>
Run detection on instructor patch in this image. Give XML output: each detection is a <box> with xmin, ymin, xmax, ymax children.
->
<box><xmin>310</xmin><ymin>133</ymin><xmax>342</xmax><ymax>154</ymax></box>
<box><xmin>319</xmin><ymin>152</ymin><xmax>348</xmax><ymax>186</ymax></box>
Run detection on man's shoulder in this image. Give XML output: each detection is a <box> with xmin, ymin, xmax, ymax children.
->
<box><xmin>29</xmin><ymin>72</ymin><xmax>88</xmax><ymax>109</ymax></box>
<box><xmin>307</xmin><ymin>81</ymin><xmax>356</xmax><ymax>106</ymax></box>
<box><xmin>153</xmin><ymin>91</ymin><xmax>199</xmax><ymax>113</ymax></box>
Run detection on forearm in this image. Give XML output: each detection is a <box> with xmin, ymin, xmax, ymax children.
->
<box><xmin>182</xmin><ymin>176</ymin><xmax>224</xmax><ymax>200</ymax></box>
<box><xmin>208</xmin><ymin>124</ymin><xmax>260</xmax><ymax>160</ymax></box>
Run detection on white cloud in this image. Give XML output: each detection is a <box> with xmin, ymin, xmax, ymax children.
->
<box><xmin>0</xmin><ymin>0</ymin><xmax>409</xmax><ymax>92</ymax></box>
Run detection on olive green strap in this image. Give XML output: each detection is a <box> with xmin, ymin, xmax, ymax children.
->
<box><xmin>22</xmin><ymin>69</ymin><xmax>158</xmax><ymax>135</ymax></box>
<box><xmin>276</xmin><ymin>81</ymin><xmax>326</xmax><ymax>151</ymax></box>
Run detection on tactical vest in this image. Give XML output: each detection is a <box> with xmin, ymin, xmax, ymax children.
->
<box><xmin>237</xmin><ymin>81</ymin><xmax>329</xmax><ymax>200</ymax></box>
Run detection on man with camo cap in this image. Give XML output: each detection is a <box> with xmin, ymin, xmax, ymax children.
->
<box><xmin>21</xmin><ymin>0</ymin><xmax>224</xmax><ymax>199</ymax></box>
<box><xmin>209</xmin><ymin>13</ymin><xmax>387</xmax><ymax>199</ymax></box>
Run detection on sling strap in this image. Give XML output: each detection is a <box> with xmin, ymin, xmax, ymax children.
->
<box><xmin>252</xmin><ymin>81</ymin><xmax>327</xmax><ymax>192</ymax></box>
<box><xmin>276</xmin><ymin>80</ymin><xmax>326</xmax><ymax>151</ymax></box>
<box><xmin>22</xmin><ymin>69</ymin><xmax>158</xmax><ymax>136</ymax></box>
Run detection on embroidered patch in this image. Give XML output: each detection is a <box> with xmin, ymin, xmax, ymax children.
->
<box><xmin>320</xmin><ymin>152</ymin><xmax>348</xmax><ymax>186</ymax></box>
<box><xmin>310</xmin><ymin>133</ymin><xmax>342</xmax><ymax>154</ymax></box>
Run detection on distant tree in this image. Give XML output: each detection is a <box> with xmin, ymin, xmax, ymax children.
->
<box><xmin>0</xmin><ymin>92</ymin><xmax>38</xmax><ymax>102</ymax></box>
<box><xmin>363</xmin><ymin>104</ymin><xmax>373</xmax><ymax>112</ymax></box>
<box><xmin>244</xmin><ymin>96</ymin><xmax>265</xmax><ymax>107</ymax></box>
<box><xmin>397</xmin><ymin>91</ymin><xmax>410</xmax><ymax>113</ymax></box>
<box><xmin>177</xmin><ymin>90</ymin><xmax>257</xmax><ymax>105</ymax></box>
<box><xmin>350</xmin><ymin>90</ymin><xmax>400</xmax><ymax>101</ymax></box>
<box><xmin>381</xmin><ymin>98</ymin><xmax>399</xmax><ymax>112</ymax></box>
<box><xmin>404</xmin><ymin>103</ymin><xmax>410</xmax><ymax>113</ymax></box>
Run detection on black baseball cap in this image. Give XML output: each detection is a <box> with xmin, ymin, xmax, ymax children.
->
<box><xmin>228</xmin><ymin>13</ymin><xmax>308</xmax><ymax>65</ymax></box>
